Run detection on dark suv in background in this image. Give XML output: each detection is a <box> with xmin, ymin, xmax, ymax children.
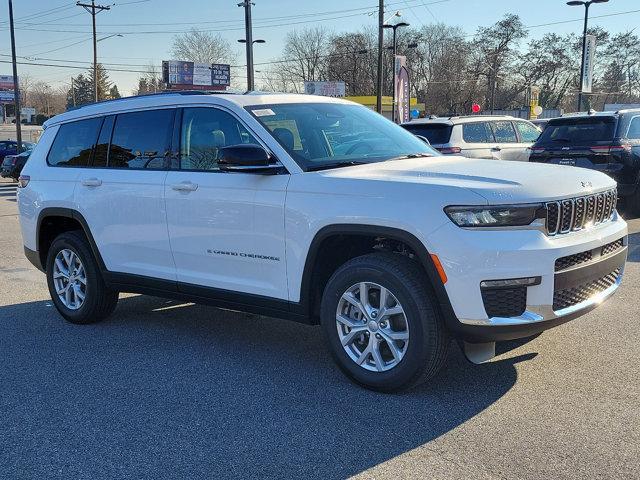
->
<box><xmin>529</xmin><ymin>109</ymin><xmax>640</xmax><ymax>214</ymax></box>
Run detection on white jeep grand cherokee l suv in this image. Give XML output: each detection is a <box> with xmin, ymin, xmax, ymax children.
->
<box><xmin>17</xmin><ymin>92</ymin><xmax>628</xmax><ymax>392</ymax></box>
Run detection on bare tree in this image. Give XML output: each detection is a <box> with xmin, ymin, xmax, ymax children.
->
<box><xmin>134</xmin><ymin>64</ymin><xmax>163</xmax><ymax>95</ymax></box>
<box><xmin>171</xmin><ymin>28</ymin><xmax>235</xmax><ymax>64</ymax></box>
<box><xmin>278</xmin><ymin>26</ymin><xmax>331</xmax><ymax>89</ymax></box>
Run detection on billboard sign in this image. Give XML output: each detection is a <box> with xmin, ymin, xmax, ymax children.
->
<box><xmin>162</xmin><ymin>61</ymin><xmax>230</xmax><ymax>90</ymax></box>
<box><xmin>0</xmin><ymin>90</ymin><xmax>15</xmax><ymax>103</ymax></box>
<box><xmin>394</xmin><ymin>56</ymin><xmax>410</xmax><ymax>124</ymax></box>
<box><xmin>581</xmin><ymin>35</ymin><xmax>596</xmax><ymax>94</ymax></box>
<box><xmin>0</xmin><ymin>75</ymin><xmax>16</xmax><ymax>104</ymax></box>
<box><xmin>304</xmin><ymin>81</ymin><xmax>346</xmax><ymax>97</ymax></box>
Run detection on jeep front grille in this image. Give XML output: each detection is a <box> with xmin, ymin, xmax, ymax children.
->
<box><xmin>546</xmin><ymin>188</ymin><xmax>617</xmax><ymax>236</ymax></box>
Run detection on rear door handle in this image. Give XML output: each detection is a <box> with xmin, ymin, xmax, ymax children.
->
<box><xmin>491</xmin><ymin>146</ymin><xmax>501</xmax><ymax>152</ymax></box>
<box><xmin>171</xmin><ymin>181</ymin><xmax>198</xmax><ymax>192</ymax></box>
<box><xmin>81</xmin><ymin>178</ymin><xmax>102</xmax><ymax>187</ymax></box>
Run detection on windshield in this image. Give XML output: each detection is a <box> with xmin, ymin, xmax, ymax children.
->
<box><xmin>246</xmin><ymin>103</ymin><xmax>440</xmax><ymax>170</ymax></box>
<box><xmin>538</xmin><ymin>117</ymin><xmax>616</xmax><ymax>144</ymax></box>
<box><xmin>402</xmin><ymin>123</ymin><xmax>452</xmax><ymax>145</ymax></box>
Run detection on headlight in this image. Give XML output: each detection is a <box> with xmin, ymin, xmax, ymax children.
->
<box><xmin>444</xmin><ymin>204</ymin><xmax>544</xmax><ymax>228</ymax></box>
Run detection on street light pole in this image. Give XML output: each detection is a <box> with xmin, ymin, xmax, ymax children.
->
<box><xmin>567</xmin><ymin>0</ymin><xmax>609</xmax><ymax>111</ymax></box>
<box><xmin>376</xmin><ymin>0</ymin><xmax>384</xmax><ymax>114</ymax></box>
<box><xmin>238</xmin><ymin>38</ymin><xmax>265</xmax><ymax>91</ymax></box>
<box><xmin>238</xmin><ymin>1</ymin><xmax>256</xmax><ymax>91</ymax></box>
<box><xmin>8</xmin><ymin>0</ymin><xmax>22</xmax><ymax>153</ymax></box>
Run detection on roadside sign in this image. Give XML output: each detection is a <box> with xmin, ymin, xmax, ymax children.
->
<box><xmin>582</xmin><ymin>35</ymin><xmax>596</xmax><ymax>94</ymax></box>
<box><xmin>162</xmin><ymin>61</ymin><xmax>230</xmax><ymax>90</ymax></box>
<box><xmin>0</xmin><ymin>75</ymin><xmax>16</xmax><ymax>104</ymax></box>
<box><xmin>304</xmin><ymin>81</ymin><xmax>346</xmax><ymax>97</ymax></box>
<box><xmin>0</xmin><ymin>90</ymin><xmax>15</xmax><ymax>102</ymax></box>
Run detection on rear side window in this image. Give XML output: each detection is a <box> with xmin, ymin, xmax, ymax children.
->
<box><xmin>491</xmin><ymin>121</ymin><xmax>518</xmax><ymax>143</ymax></box>
<box><xmin>402</xmin><ymin>124</ymin><xmax>452</xmax><ymax>144</ymax></box>
<box><xmin>462</xmin><ymin>122</ymin><xmax>494</xmax><ymax>143</ymax></box>
<box><xmin>626</xmin><ymin>117</ymin><xmax>640</xmax><ymax>139</ymax></box>
<box><xmin>109</xmin><ymin>109</ymin><xmax>174</xmax><ymax>169</ymax></box>
<box><xmin>538</xmin><ymin>117</ymin><xmax>616</xmax><ymax>144</ymax></box>
<box><xmin>47</xmin><ymin>117</ymin><xmax>102</xmax><ymax>167</ymax></box>
<box><xmin>514</xmin><ymin>121</ymin><xmax>540</xmax><ymax>142</ymax></box>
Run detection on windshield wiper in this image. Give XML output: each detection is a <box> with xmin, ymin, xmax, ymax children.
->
<box><xmin>391</xmin><ymin>153</ymin><xmax>434</xmax><ymax>160</ymax></box>
<box><xmin>306</xmin><ymin>161</ymin><xmax>366</xmax><ymax>172</ymax></box>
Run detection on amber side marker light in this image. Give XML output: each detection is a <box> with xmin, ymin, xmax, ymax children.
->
<box><xmin>430</xmin><ymin>254</ymin><xmax>448</xmax><ymax>284</ymax></box>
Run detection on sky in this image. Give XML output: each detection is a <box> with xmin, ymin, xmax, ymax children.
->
<box><xmin>1</xmin><ymin>0</ymin><xmax>639</xmax><ymax>96</ymax></box>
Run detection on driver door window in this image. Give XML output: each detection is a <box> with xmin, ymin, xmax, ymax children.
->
<box><xmin>180</xmin><ymin>107</ymin><xmax>260</xmax><ymax>171</ymax></box>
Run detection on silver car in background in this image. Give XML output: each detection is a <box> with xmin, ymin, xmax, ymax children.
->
<box><xmin>401</xmin><ymin>115</ymin><xmax>541</xmax><ymax>161</ymax></box>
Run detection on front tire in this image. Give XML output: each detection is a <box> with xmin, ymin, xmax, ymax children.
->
<box><xmin>320</xmin><ymin>252</ymin><xmax>450</xmax><ymax>392</ymax></box>
<box><xmin>46</xmin><ymin>231</ymin><xmax>119</xmax><ymax>324</ymax></box>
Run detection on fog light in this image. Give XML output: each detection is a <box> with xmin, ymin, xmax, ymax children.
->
<box><xmin>480</xmin><ymin>277</ymin><xmax>541</xmax><ymax>288</ymax></box>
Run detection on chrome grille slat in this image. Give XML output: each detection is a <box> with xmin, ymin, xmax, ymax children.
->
<box><xmin>546</xmin><ymin>188</ymin><xmax>616</xmax><ymax>236</ymax></box>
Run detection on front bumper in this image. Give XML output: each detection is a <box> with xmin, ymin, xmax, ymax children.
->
<box><xmin>428</xmin><ymin>213</ymin><xmax>628</xmax><ymax>342</ymax></box>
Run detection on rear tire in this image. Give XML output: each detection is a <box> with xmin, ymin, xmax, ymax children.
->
<box><xmin>320</xmin><ymin>252</ymin><xmax>450</xmax><ymax>392</ymax></box>
<box><xmin>46</xmin><ymin>231</ymin><xmax>119</xmax><ymax>324</ymax></box>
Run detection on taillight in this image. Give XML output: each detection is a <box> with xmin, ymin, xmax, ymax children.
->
<box><xmin>17</xmin><ymin>175</ymin><xmax>30</xmax><ymax>188</ymax></box>
<box><xmin>610</xmin><ymin>144</ymin><xmax>632</xmax><ymax>153</ymax></box>
<box><xmin>437</xmin><ymin>146</ymin><xmax>461</xmax><ymax>154</ymax></box>
<box><xmin>590</xmin><ymin>144</ymin><xmax>632</xmax><ymax>154</ymax></box>
<box><xmin>530</xmin><ymin>147</ymin><xmax>545</xmax><ymax>154</ymax></box>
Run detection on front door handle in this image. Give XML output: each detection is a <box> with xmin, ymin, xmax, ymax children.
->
<box><xmin>491</xmin><ymin>146</ymin><xmax>501</xmax><ymax>152</ymax></box>
<box><xmin>171</xmin><ymin>181</ymin><xmax>198</xmax><ymax>192</ymax></box>
<box><xmin>81</xmin><ymin>178</ymin><xmax>102</xmax><ymax>187</ymax></box>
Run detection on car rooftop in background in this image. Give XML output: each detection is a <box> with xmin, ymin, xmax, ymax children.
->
<box><xmin>401</xmin><ymin>114</ymin><xmax>541</xmax><ymax>161</ymax></box>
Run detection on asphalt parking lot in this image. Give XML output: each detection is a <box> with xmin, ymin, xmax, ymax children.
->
<box><xmin>0</xmin><ymin>178</ymin><xmax>638</xmax><ymax>480</ymax></box>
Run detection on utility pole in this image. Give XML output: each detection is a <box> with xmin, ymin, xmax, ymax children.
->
<box><xmin>77</xmin><ymin>1</ymin><xmax>110</xmax><ymax>103</ymax></box>
<box><xmin>71</xmin><ymin>76</ymin><xmax>76</xmax><ymax>107</ymax></box>
<box><xmin>8</xmin><ymin>0</ymin><xmax>22</xmax><ymax>153</ymax></box>
<box><xmin>238</xmin><ymin>1</ymin><xmax>255</xmax><ymax>91</ymax></box>
<box><xmin>376</xmin><ymin>0</ymin><xmax>384</xmax><ymax>114</ymax></box>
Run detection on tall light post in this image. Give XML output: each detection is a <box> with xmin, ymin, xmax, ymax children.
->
<box><xmin>8</xmin><ymin>0</ymin><xmax>22</xmax><ymax>151</ymax></box>
<box><xmin>567</xmin><ymin>0</ymin><xmax>609</xmax><ymax>111</ymax></box>
<box><xmin>238</xmin><ymin>38</ymin><xmax>265</xmax><ymax>91</ymax></box>
<box><xmin>383</xmin><ymin>20</ymin><xmax>409</xmax><ymax>122</ymax></box>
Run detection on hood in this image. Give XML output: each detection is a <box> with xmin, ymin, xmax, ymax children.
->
<box><xmin>322</xmin><ymin>156</ymin><xmax>616</xmax><ymax>204</ymax></box>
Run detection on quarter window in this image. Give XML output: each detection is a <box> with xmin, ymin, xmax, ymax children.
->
<box><xmin>47</xmin><ymin>117</ymin><xmax>102</xmax><ymax>167</ymax></box>
<box><xmin>462</xmin><ymin>122</ymin><xmax>494</xmax><ymax>143</ymax></box>
<box><xmin>514</xmin><ymin>121</ymin><xmax>540</xmax><ymax>142</ymax></box>
<box><xmin>180</xmin><ymin>107</ymin><xmax>259</xmax><ymax>171</ymax></box>
<box><xmin>491</xmin><ymin>121</ymin><xmax>518</xmax><ymax>143</ymax></box>
<box><xmin>109</xmin><ymin>109</ymin><xmax>174</xmax><ymax>169</ymax></box>
<box><xmin>627</xmin><ymin>117</ymin><xmax>640</xmax><ymax>139</ymax></box>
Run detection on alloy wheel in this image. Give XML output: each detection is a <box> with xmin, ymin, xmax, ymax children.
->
<box><xmin>52</xmin><ymin>248</ymin><xmax>87</xmax><ymax>310</ymax></box>
<box><xmin>336</xmin><ymin>282</ymin><xmax>409</xmax><ymax>372</ymax></box>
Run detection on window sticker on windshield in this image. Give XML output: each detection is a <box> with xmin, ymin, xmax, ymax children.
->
<box><xmin>252</xmin><ymin>108</ymin><xmax>275</xmax><ymax>117</ymax></box>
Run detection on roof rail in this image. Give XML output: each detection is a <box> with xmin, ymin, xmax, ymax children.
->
<box><xmin>68</xmin><ymin>89</ymin><xmax>240</xmax><ymax>111</ymax></box>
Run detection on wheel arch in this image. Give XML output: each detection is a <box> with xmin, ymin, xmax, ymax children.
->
<box><xmin>36</xmin><ymin>207</ymin><xmax>106</xmax><ymax>273</ymax></box>
<box><xmin>297</xmin><ymin>224</ymin><xmax>456</xmax><ymax>325</ymax></box>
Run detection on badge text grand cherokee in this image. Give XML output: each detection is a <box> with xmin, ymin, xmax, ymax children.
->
<box><xmin>17</xmin><ymin>92</ymin><xmax>628</xmax><ymax>391</ymax></box>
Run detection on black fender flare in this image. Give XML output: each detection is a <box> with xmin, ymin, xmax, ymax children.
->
<box><xmin>296</xmin><ymin>224</ymin><xmax>457</xmax><ymax>327</ymax></box>
<box><xmin>36</xmin><ymin>207</ymin><xmax>107</xmax><ymax>272</ymax></box>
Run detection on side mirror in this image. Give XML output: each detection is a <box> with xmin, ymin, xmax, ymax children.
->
<box><xmin>218</xmin><ymin>144</ymin><xmax>280</xmax><ymax>174</ymax></box>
